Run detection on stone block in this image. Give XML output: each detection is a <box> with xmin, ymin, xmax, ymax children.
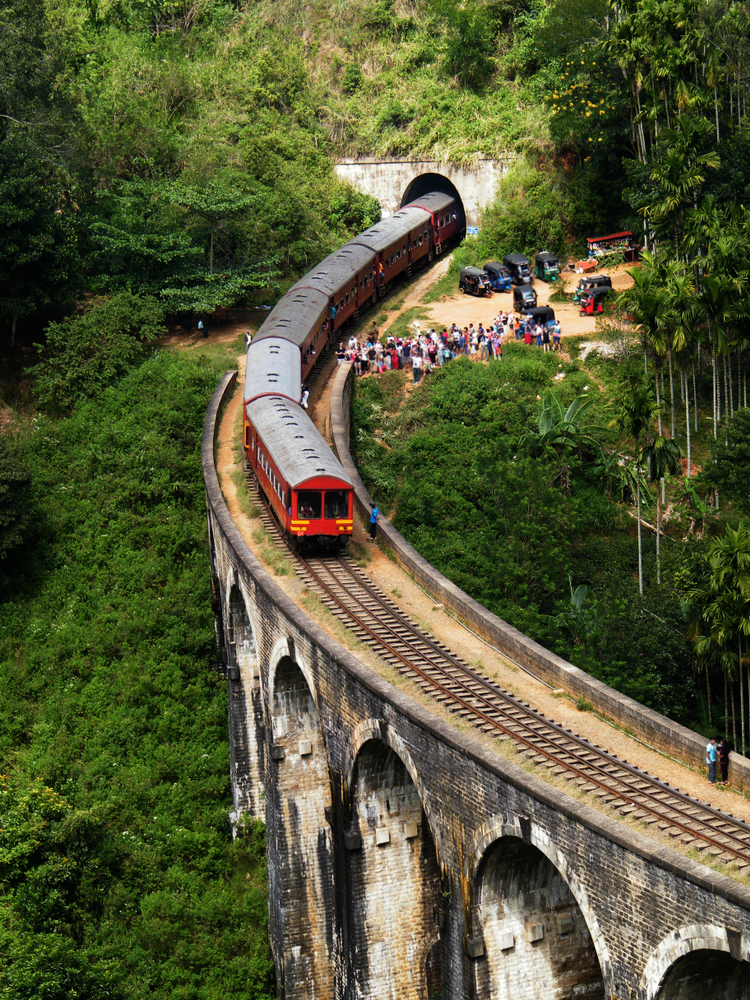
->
<box><xmin>557</xmin><ymin>913</ymin><xmax>574</xmax><ymax>935</ymax></box>
<box><xmin>298</xmin><ymin>739</ymin><xmax>312</xmax><ymax>756</ymax></box>
<box><xmin>344</xmin><ymin>832</ymin><xmax>361</xmax><ymax>850</ymax></box>
<box><xmin>271</xmin><ymin>745</ymin><xmax>285</xmax><ymax>761</ymax></box>
<box><xmin>465</xmin><ymin>935</ymin><xmax>485</xmax><ymax>959</ymax></box>
<box><xmin>527</xmin><ymin>923</ymin><xmax>544</xmax><ymax>943</ymax></box>
<box><xmin>499</xmin><ymin>932</ymin><xmax>515</xmax><ymax>951</ymax></box>
<box><xmin>404</xmin><ymin>821</ymin><xmax>418</xmax><ymax>839</ymax></box>
<box><xmin>375</xmin><ymin>826</ymin><xmax>390</xmax><ymax>845</ymax></box>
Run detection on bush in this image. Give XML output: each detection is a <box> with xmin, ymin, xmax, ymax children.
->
<box><xmin>29</xmin><ymin>293</ymin><xmax>166</xmax><ymax>412</ymax></box>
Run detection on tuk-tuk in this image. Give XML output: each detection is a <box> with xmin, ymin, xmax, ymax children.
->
<box><xmin>513</xmin><ymin>285</ymin><xmax>537</xmax><ymax>310</ymax></box>
<box><xmin>521</xmin><ymin>305</ymin><xmax>555</xmax><ymax>328</ymax></box>
<box><xmin>459</xmin><ymin>267</ymin><xmax>492</xmax><ymax>297</ymax></box>
<box><xmin>579</xmin><ymin>286</ymin><xmax>615</xmax><ymax>316</ymax></box>
<box><xmin>534</xmin><ymin>251</ymin><xmax>560</xmax><ymax>281</ymax></box>
<box><xmin>573</xmin><ymin>274</ymin><xmax>612</xmax><ymax>304</ymax></box>
<box><xmin>503</xmin><ymin>253</ymin><xmax>532</xmax><ymax>285</ymax></box>
<box><xmin>484</xmin><ymin>261</ymin><xmax>512</xmax><ymax>292</ymax></box>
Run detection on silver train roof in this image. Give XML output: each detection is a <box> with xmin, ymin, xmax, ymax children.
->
<box><xmin>247</xmin><ymin>395</ymin><xmax>352</xmax><ymax>489</ymax></box>
<box><xmin>253</xmin><ymin>285</ymin><xmax>329</xmax><ymax>348</ymax></box>
<box><xmin>349</xmin><ymin>206</ymin><xmax>430</xmax><ymax>253</ymax></box>
<box><xmin>244</xmin><ymin>338</ymin><xmax>301</xmax><ymax>405</ymax></box>
<box><xmin>302</xmin><ymin>243</ymin><xmax>375</xmax><ymax>295</ymax></box>
<box><xmin>406</xmin><ymin>191</ymin><xmax>457</xmax><ymax>214</ymax></box>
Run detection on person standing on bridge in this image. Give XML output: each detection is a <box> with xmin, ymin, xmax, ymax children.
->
<box><xmin>718</xmin><ymin>737</ymin><xmax>730</xmax><ymax>785</ymax></box>
<box><xmin>706</xmin><ymin>737</ymin><xmax>717</xmax><ymax>784</ymax></box>
<box><xmin>368</xmin><ymin>503</ymin><xmax>378</xmax><ymax>542</ymax></box>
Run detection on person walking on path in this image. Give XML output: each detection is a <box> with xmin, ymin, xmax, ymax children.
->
<box><xmin>368</xmin><ymin>503</ymin><xmax>378</xmax><ymax>542</ymax></box>
<box><xmin>706</xmin><ymin>737</ymin><xmax>717</xmax><ymax>784</ymax></box>
<box><xmin>412</xmin><ymin>351</ymin><xmax>423</xmax><ymax>383</ymax></box>
<box><xmin>718</xmin><ymin>737</ymin><xmax>730</xmax><ymax>785</ymax></box>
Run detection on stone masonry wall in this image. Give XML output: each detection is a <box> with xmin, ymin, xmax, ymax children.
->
<box><xmin>205</xmin><ymin>372</ymin><xmax>750</xmax><ymax>1000</ymax></box>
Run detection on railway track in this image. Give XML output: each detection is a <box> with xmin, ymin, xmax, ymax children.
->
<box><xmin>245</xmin><ymin>472</ymin><xmax>750</xmax><ymax>870</ymax></box>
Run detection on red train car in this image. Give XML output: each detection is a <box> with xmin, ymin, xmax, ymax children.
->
<box><xmin>245</xmin><ymin>394</ymin><xmax>353</xmax><ymax>548</ymax></box>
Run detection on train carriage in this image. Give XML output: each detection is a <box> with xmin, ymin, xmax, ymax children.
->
<box><xmin>304</xmin><ymin>243</ymin><xmax>376</xmax><ymax>333</ymax></box>
<box><xmin>253</xmin><ymin>286</ymin><xmax>330</xmax><ymax>382</ymax></box>
<box><xmin>245</xmin><ymin>395</ymin><xmax>353</xmax><ymax>548</ymax></box>
<box><xmin>407</xmin><ymin>192</ymin><xmax>462</xmax><ymax>255</ymax></box>
<box><xmin>349</xmin><ymin>207</ymin><xmax>431</xmax><ymax>293</ymax></box>
<box><xmin>244</xmin><ymin>337</ymin><xmax>301</xmax><ymax>406</ymax></box>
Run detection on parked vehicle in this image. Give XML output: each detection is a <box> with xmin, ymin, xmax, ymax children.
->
<box><xmin>483</xmin><ymin>261</ymin><xmax>512</xmax><ymax>292</ymax></box>
<box><xmin>521</xmin><ymin>305</ymin><xmax>555</xmax><ymax>328</ymax></box>
<box><xmin>573</xmin><ymin>274</ymin><xmax>612</xmax><ymax>304</ymax></box>
<box><xmin>503</xmin><ymin>253</ymin><xmax>533</xmax><ymax>285</ymax></box>
<box><xmin>513</xmin><ymin>285</ymin><xmax>538</xmax><ymax>310</ymax></box>
<box><xmin>459</xmin><ymin>267</ymin><xmax>492</xmax><ymax>297</ymax></box>
<box><xmin>534</xmin><ymin>251</ymin><xmax>560</xmax><ymax>281</ymax></box>
<box><xmin>579</xmin><ymin>286</ymin><xmax>615</xmax><ymax>315</ymax></box>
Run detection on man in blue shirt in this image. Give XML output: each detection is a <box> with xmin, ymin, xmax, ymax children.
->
<box><xmin>706</xmin><ymin>738</ymin><xmax>717</xmax><ymax>784</ymax></box>
<box><xmin>368</xmin><ymin>504</ymin><xmax>378</xmax><ymax>542</ymax></box>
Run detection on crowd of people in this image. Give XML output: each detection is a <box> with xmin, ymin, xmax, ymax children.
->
<box><xmin>336</xmin><ymin>312</ymin><xmax>564</xmax><ymax>382</ymax></box>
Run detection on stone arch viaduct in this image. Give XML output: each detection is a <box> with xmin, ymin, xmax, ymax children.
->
<box><xmin>203</xmin><ymin>365</ymin><xmax>750</xmax><ymax>1000</ymax></box>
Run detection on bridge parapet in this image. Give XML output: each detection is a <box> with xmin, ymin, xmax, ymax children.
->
<box><xmin>203</xmin><ymin>371</ymin><xmax>750</xmax><ymax>1000</ymax></box>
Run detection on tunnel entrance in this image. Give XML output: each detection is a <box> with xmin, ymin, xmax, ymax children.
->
<box><xmin>401</xmin><ymin>172</ymin><xmax>466</xmax><ymax>233</ymax></box>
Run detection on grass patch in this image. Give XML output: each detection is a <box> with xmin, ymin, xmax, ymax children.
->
<box><xmin>231</xmin><ymin>469</ymin><xmax>261</xmax><ymax>519</ymax></box>
<box><xmin>386</xmin><ymin>306</ymin><xmax>432</xmax><ymax>341</ymax></box>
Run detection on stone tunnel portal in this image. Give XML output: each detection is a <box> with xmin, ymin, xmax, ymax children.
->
<box><xmin>401</xmin><ymin>172</ymin><xmax>466</xmax><ymax>234</ymax></box>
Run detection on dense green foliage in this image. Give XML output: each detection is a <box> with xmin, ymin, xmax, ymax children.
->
<box><xmin>0</xmin><ymin>346</ymin><xmax>273</xmax><ymax>999</ymax></box>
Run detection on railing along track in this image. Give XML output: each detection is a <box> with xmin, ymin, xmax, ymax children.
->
<box><xmin>244</xmin><ymin>472</ymin><xmax>750</xmax><ymax>869</ymax></box>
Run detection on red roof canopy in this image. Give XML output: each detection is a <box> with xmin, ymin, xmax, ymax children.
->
<box><xmin>587</xmin><ymin>231</ymin><xmax>634</xmax><ymax>243</ymax></box>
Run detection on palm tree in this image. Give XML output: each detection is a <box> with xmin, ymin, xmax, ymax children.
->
<box><xmin>641</xmin><ymin>435</ymin><xmax>681</xmax><ymax>584</ymax></box>
<box><xmin>614</xmin><ymin>378</ymin><xmax>659</xmax><ymax>595</ymax></box>
<box><xmin>690</xmin><ymin>523</ymin><xmax>750</xmax><ymax>754</ymax></box>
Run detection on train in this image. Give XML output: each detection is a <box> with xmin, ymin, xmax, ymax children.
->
<box><xmin>243</xmin><ymin>190</ymin><xmax>463</xmax><ymax>549</ymax></box>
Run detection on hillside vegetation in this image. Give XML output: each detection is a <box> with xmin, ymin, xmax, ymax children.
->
<box><xmin>3</xmin><ymin>0</ymin><xmax>750</xmax><ymax>994</ymax></box>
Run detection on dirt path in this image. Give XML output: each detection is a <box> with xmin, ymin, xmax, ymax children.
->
<box><xmin>408</xmin><ymin>261</ymin><xmax>634</xmax><ymax>341</ymax></box>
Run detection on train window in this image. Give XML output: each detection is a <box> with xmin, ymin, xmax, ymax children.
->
<box><xmin>297</xmin><ymin>491</ymin><xmax>322</xmax><ymax>519</ymax></box>
<box><xmin>418</xmin><ymin>235</ymin><xmax>423</xmax><ymax>245</ymax></box>
<box><xmin>244</xmin><ymin>425</ymin><xmax>250</xmax><ymax>448</ymax></box>
<box><xmin>346</xmin><ymin>292</ymin><xmax>350</xmax><ymax>303</ymax></box>
<box><xmin>324</xmin><ymin>491</ymin><xmax>349</xmax><ymax>519</ymax></box>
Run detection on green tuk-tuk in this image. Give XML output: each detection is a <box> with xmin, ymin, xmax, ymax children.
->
<box><xmin>534</xmin><ymin>251</ymin><xmax>560</xmax><ymax>281</ymax></box>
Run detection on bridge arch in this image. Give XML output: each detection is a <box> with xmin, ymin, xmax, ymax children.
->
<box><xmin>470</xmin><ymin>819</ymin><xmax>608</xmax><ymax>999</ymax></box>
<box><xmin>345</xmin><ymin>735</ymin><xmax>443</xmax><ymax>1000</ymax></box>
<box><xmin>224</xmin><ymin>582</ymin><xmax>265</xmax><ymax>825</ymax></box>
<box><xmin>643</xmin><ymin>924</ymin><xmax>750</xmax><ymax>999</ymax></box>
<box><xmin>400</xmin><ymin>171</ymin><xmax>466</xmax><ymax>231</ymax></box>
<box><xmin>343</xmin><ymin>717</ymin><xmax>443</xmax><ymax>859</ymax></box>
<box><xmin>267</xmin><ymin>648</ymin><xmax>334</xmax><ymax>1000</ymax></box>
